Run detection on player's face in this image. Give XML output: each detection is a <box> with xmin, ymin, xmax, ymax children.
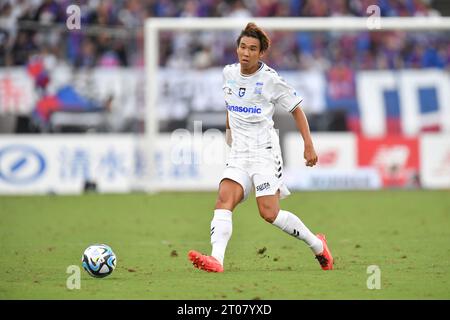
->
<box><xmin>237</xmin><ymin>36</ymin><xmax>264</xmax><ymax>74</ymax></box>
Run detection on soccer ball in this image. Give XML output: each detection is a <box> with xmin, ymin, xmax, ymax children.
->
<box><xmin>81</xmin><ymin>244</ymin><xmax>117</xmax><ymax>278</ymax></box>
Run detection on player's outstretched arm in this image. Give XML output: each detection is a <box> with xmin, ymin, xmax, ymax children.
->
<box><xmin>291</xmin><ymin>107</ymin><xmax>318</xmax><ymax>167</ymax></box>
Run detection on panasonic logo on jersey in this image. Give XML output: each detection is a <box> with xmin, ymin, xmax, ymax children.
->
<box><xmin>227</xmin><ymin>105</ymin><xmax>262</xmax><ymax>114</ymax></box>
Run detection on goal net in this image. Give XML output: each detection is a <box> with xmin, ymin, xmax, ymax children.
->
<box><xmin>142</xmin><ymin>17</ymin><xmax>450</xmax><ymax>192</ymax></box>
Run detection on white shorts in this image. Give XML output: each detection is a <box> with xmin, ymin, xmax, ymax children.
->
<box><xmin>220</xmin><ymin>149</ymin><xmax>291</xmax><ymax>202</ymax></box>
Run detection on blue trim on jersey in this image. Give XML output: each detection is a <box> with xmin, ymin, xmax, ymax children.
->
<box><xmin>240</xmin><ymin>62</ymin><xmax>265</xmax><ymax>77</ymax></box>
<box><xmin>289</xmin><ymin>100</ymin><xmax>303</xmax><ymax>113</ymax></box>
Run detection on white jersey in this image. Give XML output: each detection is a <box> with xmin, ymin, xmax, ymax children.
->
<box><xmin>223</xmin><ymin>62</ymin><xmax>302</xmax><ymax>157</ymax></box>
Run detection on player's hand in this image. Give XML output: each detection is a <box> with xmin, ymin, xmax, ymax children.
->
<box><xmin>304</xmin><ymin>145</ymin><xmax>318</xmax><ymax>167</ymax></box>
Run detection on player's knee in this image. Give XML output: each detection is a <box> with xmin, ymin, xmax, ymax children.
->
<box><xmin>215</xmin><ymin>197</ymin><xmax>230</xmax><ymax>210</ymax></box>
<box><xmin>215</xmin><ymin>180</ymin><xmax>243</xmax><ymax>210</ymax></box>
<box><xmin>215</xmin><ymin>193</ymin><xmax>237</xmax><ymax>211</ymax></box>
<box><xmin>258</xmin><ymin>205</ymin><xmax>278</xmax><ymax>223</ymax></box>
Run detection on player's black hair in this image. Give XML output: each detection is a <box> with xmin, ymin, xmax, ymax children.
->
<box><xmin>236</xmin><ymin>22</ymin><xmax>271</xmax><ymax>53</ymax></box>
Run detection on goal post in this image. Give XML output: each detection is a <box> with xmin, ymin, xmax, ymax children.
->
<box><xmin>142</xmin><ymin>16</ymin><xmax>450</xmax><ymax>193</ymax></box>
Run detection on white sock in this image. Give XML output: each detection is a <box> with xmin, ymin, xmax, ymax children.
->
<box><xmin>210</xmin><ymin>209</ymin><xmax>232</xmax><ymax>265</ymax></box>
<box><xmin>272</xmin><ymin>210</ymin><xmax>323</xmax><ymax>255</ymax></box>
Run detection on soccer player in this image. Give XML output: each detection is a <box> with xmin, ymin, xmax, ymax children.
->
<box><xmin>188</xmin><ymin>23</ymin><xmax>333</xmax><ymax>272</ymax></box>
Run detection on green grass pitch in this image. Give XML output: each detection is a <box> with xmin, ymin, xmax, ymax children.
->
<box><xmin>0</xmin><ymin>190</ymin><xmax>449</xmax><ymax>299</ymax></box>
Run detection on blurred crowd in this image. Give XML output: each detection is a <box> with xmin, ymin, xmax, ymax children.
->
<box><xmin>0</xmin><ymin>0</ymin><xmax>449</xmax><ymax>71</ymax></box>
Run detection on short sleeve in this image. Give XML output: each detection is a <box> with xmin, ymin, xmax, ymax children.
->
<box><xmin>270</xmin><ymin>75</ymin><xmax>303</xmax><ymax>113</ymax></box>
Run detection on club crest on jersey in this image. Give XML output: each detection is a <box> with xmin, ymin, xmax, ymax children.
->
<box><xmin>254</xmin><ymin>82</ymin><xmax>263</xmax><ymax>95</ymax></box>
<box><xmin>239</xmin><ymin>87</ymin><xmax>246</xmax><ymax>97</ymax></box>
